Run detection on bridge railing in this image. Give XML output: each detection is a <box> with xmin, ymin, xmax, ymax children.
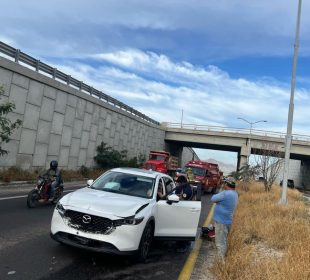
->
<box><xmin>0</xmin><ymin>41</ymin><xmax>160</xmax><ymax>126</ymax></box>
<box><xmin>163</xmin><ymin>123</ymin><xmax>310</xmax><ymax>142</ymax></box>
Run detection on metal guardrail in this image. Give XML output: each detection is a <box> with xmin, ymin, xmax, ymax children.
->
<box><xmin>164</xmin><ymin>123</ymin><xmax>310</xmax><ymax>142</ymax></box>
<box><xmin>0</xmin><ymin>41</ymin><xmax>160</xmax><ymax>126</ymax></box>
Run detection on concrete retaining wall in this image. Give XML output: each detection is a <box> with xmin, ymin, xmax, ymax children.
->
<box><xmin>275</xmin><ymin>159</ymin><xmax>302</xmax><ymax>187</ymax></box>
<box><xmin>0</xmin><ymin>57</ymin><xmax>165</xmax><ymax>169</ymax></box>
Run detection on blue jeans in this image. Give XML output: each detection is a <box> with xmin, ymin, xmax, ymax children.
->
<box><xmin>214</xmin><ymin>221</ymin><xmax>231</xmax><ymax>258</ymax></box>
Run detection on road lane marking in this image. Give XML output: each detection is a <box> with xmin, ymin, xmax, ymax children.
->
<box><xmin>0</xmin><ymin>189</ymin><xmax>78</xmax><ymax>201</ymax></box>
<box><xmin>0</xmin><ymin>195</ymin><xmax>27</xmax><ymax>200</ymax></box>
<box><xmin>178</xmin><ymin>203</ymin><xmax>215</xmax><ymax>280</ymax></box>
<box><xmin>203</xmin><ymin>203</ymin><xmax>215</xmax><ymax>227</ymax></box>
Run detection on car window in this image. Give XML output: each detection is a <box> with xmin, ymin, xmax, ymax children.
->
<box><xmin>156</xmin><ymin>178</ymin><xmax>166</xmax><ymax>201</ymax></box>
<box><xmin>158</xmin><ymin>179</ymin><xmax>165</xmax><ymax>195</ymax></box>
<box><xmin>187</xmin><ymin>167</ymin><xmax>205</xmax><ymax>176</ymax></box>
<box><xmin>149</xmin><ymin>154</ymin><xmax>166</xmax><ymax>161</ymax></box>
<box><xmin>91</xmin><ymin>171</ymin><xmax>155</xmax><ymax>199</ymax></box>
<box><xmin>163</xmin><ymin>177</ymin><xmax>175</xmax><ymax>194</ymax></box>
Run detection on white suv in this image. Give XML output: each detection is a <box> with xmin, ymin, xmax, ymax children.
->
<box><xmin>50</xmin><ymin>168</ymin><xmax>201</xmax><ymax>260</ymax></box>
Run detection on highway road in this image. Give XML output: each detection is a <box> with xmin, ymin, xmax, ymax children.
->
<box><xmin>0</xmin><ymin>183</ymin><xmax>212</xmax><ymax>280</ymax></box>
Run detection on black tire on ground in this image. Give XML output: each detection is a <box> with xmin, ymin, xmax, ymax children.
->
<box><xmin>27</xmin><ymin>189</ymin><xmax>40</xmax><ymax>208</ymax></box>
<box><xmin>137</xmin><ymin>222</ymin><xmax>154</xmax><ymax>262</ymax></box>
<box><xmin>196</xmin><ymin>184</ymin><xmax>202</xmax><ymax>201</ymax></box>
<box><xmin>211</xmin><ymin>186</ymin><xmax>218</xmax><ymax>194</ymax></box>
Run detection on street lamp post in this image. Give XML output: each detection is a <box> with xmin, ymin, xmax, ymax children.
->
<box><xmin>280</xmin><ymin>0</ymin><xmax>302</xmax><ymax>205</ymax></box>
<box><xmin>237</xmin><ymin>118</ymin><xmax>267</xmax><ymax>164</ymax></box>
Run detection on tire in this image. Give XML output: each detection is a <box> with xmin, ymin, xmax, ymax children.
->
<box><xmin>211</xmin><ymin>186</ymin><xmax>218</xmax><ymax>194</ymax></box>
<box><xmin>196</xmin><ymin>184</ymin><xmax>202</xmax><ymax>200</ymax></box>
<box><xmin>27</xmin><ymin>189</ymin><xmax>40</xmax><ymax>208</ymax></box>
<box><xmin>137</xmin><ymin>222</ymin><xmax>154</xmax><ymax>262</ymax></box>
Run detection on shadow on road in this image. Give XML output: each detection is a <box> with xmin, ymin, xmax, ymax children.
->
<box><xmin>41</xmin><ymin>240</ymin><xmax>192</xmax><ymax>280</ymax></box>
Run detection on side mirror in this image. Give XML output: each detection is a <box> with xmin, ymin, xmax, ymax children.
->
<box><xmin>87</xmin><ymin>179</ymin><xmax>94</xmax><ymax>187</ymax></box>
<box><xmin>167</xmin><ymin>194</ymin><xmax>180</xmax><ymax>204</ymax></box>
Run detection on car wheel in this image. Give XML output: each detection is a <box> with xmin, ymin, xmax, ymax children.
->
<box><xmin>137</xmin><ymin>222</ymin><xmax>154</xmax><ymax>262</ymax></box>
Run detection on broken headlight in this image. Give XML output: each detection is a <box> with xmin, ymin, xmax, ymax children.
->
<box><xmin>113</xmin><ymin>215</ymin><xmax>144</xmax><ymax>226</ymax></box>
<box><xmin>56</xmin><ymin>202</ymin><xmax>66</xmax><ymax>217</ymax></box>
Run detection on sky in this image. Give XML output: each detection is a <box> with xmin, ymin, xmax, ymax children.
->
<box><xmin>1</xmin><ymin>0</ymin><xmax>310</xmax><ymax>165</ymax></box>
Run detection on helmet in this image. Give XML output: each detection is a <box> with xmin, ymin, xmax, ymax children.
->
<box><xmin>50</xmin><ymin>160</ymin><xmax>58</xmax><ymax>170</ymax></box>
<box><xmin>225</xmin><ymin>178</ymin><xmax>236</xmax><ymax>188</ymax></box>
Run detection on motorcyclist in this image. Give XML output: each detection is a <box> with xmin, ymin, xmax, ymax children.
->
<box><xmin>175</xmin><ymin>176</ymin><xmax>193</xmax><ymax>200</ymax></box>
<box><xmin>42</xmin><ymin>160</ymin><xmax>63</xmax><ymax>200</ymax></box>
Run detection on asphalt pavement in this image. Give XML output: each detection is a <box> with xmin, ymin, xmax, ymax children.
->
<box><xmin>0</xmin><ymin>183</ymin><xmax>212</xmax><ymax>280</ymax></box>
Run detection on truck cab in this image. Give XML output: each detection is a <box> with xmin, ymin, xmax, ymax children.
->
<box><xmin>177</xmin><ymin>161</ymin><xmax>222</xmax><ymax>193</ymax></box>
<box><xmin>143</xmin><ymin>151</ymin><xmax>178</xmax><ymax>175</ymax></box>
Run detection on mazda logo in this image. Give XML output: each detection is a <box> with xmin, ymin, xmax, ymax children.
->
<box><xmin>82</xmin><ymin>215</ymin><xmax>91</xmax><ymax>224</ymax></box>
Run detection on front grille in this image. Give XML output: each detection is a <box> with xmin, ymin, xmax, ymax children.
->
<box><xmin>53</xmin><ymin>232</ymin><xmax>119</xmax><ymax>252</ymax></box>
<box><xmin>64</xmin><ymin>210</ymin><xmax>113</xmax><ymax>234</ymax></box>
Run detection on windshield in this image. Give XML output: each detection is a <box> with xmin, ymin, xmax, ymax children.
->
<box><xmin>91</xmin><ymin>171</ymin><xmax>155</xmax><ymax>199</ymax></box>
<box><xmin>185</xmin><ymin>166</ymin><xmax>206</xmax><ymax>177</ymax></box>
<box><xmin>149</xmin><ymin>154</ymin><xmax>166</xmax><ymax>161</ymax></box>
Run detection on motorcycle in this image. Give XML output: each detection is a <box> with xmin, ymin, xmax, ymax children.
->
<box><xmin>26</xmin><ymin>175</ymin><xmax>64</xmax><ymax>208</ymax></box>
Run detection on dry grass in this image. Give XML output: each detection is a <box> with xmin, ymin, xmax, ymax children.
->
<box><xmin>211</xmin><ymin>181</ymin><xmax>310</xmax><ymax>280</ymax></box>
<box><xmin>0</xmin><ymin>166</ymin><xmax>106</xmax><ymax>183</ymax></box>
<box><xmin>0</xmin><ymin>166</ymin><xmax>42</xmax><ymax>182</ymax></box>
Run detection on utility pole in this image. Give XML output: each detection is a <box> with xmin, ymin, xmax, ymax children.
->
<box><xmin>280</xmin><ymin>0</ymin><xmax>302</xmax><ymax>205</ymax></box>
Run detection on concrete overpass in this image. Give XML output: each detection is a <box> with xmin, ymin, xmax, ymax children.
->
<box><xmin>162</xmin><ymin>123</ymin><xmax>310</xmax><ymax>170</ymax></box>
<box><xmin>1</xmin><ymin>40</ymin><xmax>310</xmax><ymax>185</ymax></box>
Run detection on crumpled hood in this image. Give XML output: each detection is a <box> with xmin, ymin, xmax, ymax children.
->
<box><xmin>60</xmin><ymin>187</ymin><xmax>149</xmax><ymax>218</ymax></box>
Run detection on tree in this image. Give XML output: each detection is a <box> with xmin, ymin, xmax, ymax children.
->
<box><xmin>253</xmin><ymin>143</ymin><xmax>283</xmax><ymax>192</ymax></box>
<box><xmin>0</xmin><ymin>85</ymin><xmax>22</xmax><ymax>156</ymax></box>
<box><xmin>137</xmin><ymin>153</ymin><xmax>146</xmax><ymax>167</ymax></box>
<box><xmin>230</xmin><ymin>164</ymin><xmax>260</xmax><ymax>182</ymax></box>
<box><xmin>94</xmin><ymin>141</ymin><xmax>146</xmax><ymax>168</ymax></box>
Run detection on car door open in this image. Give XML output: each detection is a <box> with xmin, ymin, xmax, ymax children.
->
<box><xmin>155</xmin><ymin>194</ymin><xmax>201</xmax><ymax>239</ymax></box>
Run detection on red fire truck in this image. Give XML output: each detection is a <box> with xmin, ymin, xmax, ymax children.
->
<box><xmin>177</xmin><ymin>160</ymin><xmax>223</xmax><ymax>193</ymax></box>
<box><xmin>143</xmin><ymin>151</ymin><xmax>178</xmax><ymax>175</ymax></box>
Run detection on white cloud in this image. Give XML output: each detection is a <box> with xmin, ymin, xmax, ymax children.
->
<box><xmin>93</xmin><ymin>49</ymin><xmax>229</xmax><ymax>83</ymax></box>
<box><xmin>44</xmin><ymin>49</ymin><xmax>310</xmax><ymax>136</ymax></box>
<box><xmin>1</xmin><ymin>1</ymin><xmax>310</xmax><ymax>164</ymax></box>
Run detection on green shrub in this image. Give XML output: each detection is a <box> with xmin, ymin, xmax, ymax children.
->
<box><xmin>94</xmin><ymin>141</ymin><xmax>146</xmax><ymax>168</ymax></box>
<box><xmin>79</xmin><ymin>165</ymin><xmax>90</xmax><ymax>177</ymax></box>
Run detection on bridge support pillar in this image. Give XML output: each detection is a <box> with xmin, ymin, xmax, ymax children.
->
<box><xmin>237</xmin><ymin>154</ymin><xmax>248</xmax><ymax>171</ymax></box>
<box><xmin>237</xmin><ymin>144</ymin><xmax>250</xmax><ymax>170</ymax></box>
<box><xmin>165</xmin><ymin>142</ymin><xmax>183</xmax><ymax>167</ymax></box>
<box><xmin>301</xmin><ymin>160</ymin><xmax>310</xmax><ymax>191</ymax></box>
